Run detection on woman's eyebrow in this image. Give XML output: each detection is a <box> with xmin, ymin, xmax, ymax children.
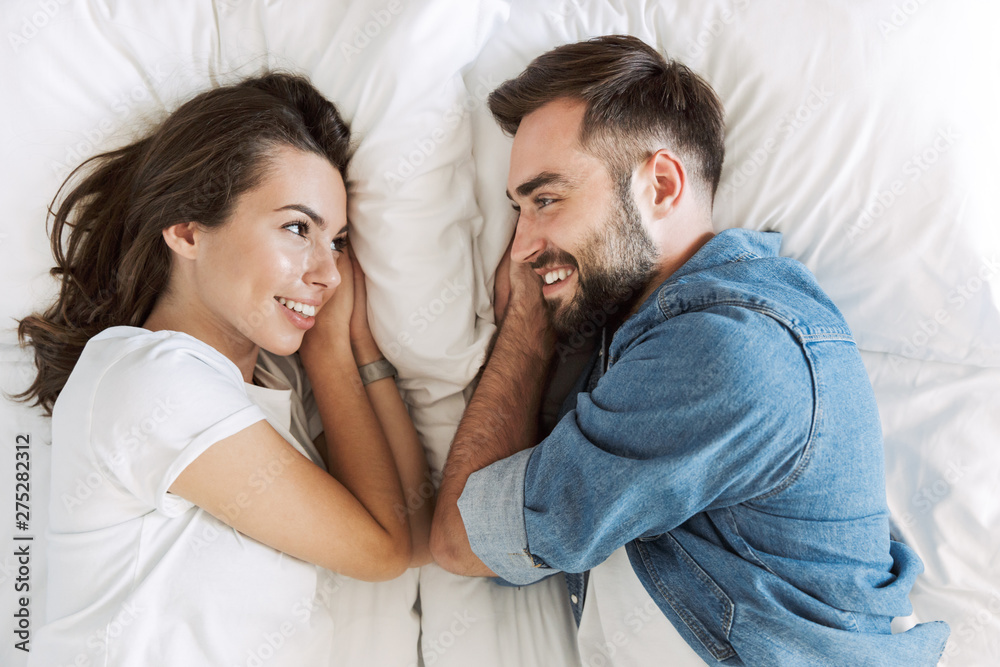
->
<box><xmin>275</xmin><ymin>203</ymin><xmax>326</xmax><ymax>229</ymax></box>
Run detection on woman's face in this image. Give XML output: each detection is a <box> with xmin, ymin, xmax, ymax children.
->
<box><xmin>191</xmin><ymin>145</ymin><xmax>348</xmax><ymax>357</ymax></box>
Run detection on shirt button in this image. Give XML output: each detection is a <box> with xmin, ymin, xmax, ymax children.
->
<box><xmin>570</xmin><ymin>594</ymin><xmax>579</xmax><ymax>604</ymax></box>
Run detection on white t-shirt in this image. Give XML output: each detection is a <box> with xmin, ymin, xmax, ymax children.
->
<box><xmin>30</xmin><ymin>326</ymin><xmax>341</xmax><ymax>667</ymax></box>
<box><xmin>577</xmin><ymin>546</ymin><xmax>707</xmax><ymax>667</ymax></box>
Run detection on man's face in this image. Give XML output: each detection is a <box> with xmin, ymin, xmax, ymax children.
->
<box><xmin>506</xmin><ymin>98</ymin><xmax>659</xmax><ymax>337</ymax></box>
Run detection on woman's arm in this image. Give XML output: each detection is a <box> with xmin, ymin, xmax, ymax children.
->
<box><xmin>170</xmin><ymin>250</ymin><xmax>412</xmax><ymax>581</ymax></box>
<box><xmin>354</xmin><ymin>348</ymin><xmax>435</xmax><ymax>567</ymax></box>
<box><xmin>346</xmin><ymin>253</ymin><xmax>435</xmax><ymax>568</ymax></box>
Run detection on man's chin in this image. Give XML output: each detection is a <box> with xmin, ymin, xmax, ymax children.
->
<box><xmin>550</xmin><ymin>303</ymin><xmax>593</xmax><ymax>341</ymax></box>
<box><xmin>550</xmin><ymin>290</ymin><xmax>635</xmax><ymax>342</ymax></box>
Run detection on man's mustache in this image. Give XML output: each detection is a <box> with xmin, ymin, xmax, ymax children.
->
<box><xmin>530</xmin><ymin>249</ymin><xmax>578</xmax><ymax>272</ymax></box>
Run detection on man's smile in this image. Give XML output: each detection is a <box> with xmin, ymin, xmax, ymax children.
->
<box><xmin>540</xmin><ymin>267</ymin><xmax>576</xmax><ymax>298</ymax></box>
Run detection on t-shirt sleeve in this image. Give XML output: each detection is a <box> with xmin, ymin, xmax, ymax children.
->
<box><xmin>89</xmin><ymin>336</ymin><xmax>269</xmax><ymax>517</ymax></box>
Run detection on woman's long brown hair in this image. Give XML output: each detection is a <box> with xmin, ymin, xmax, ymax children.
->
<box><xmin>12</xmin><ymin>72</ymin><xmax>352</xmax><ymax>417</ymax></box>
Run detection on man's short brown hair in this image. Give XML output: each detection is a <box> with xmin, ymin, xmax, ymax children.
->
<box><xmin>488</xmin><ymin>35</ymin><xmax>726</xmax><ymax>203</ymax></box>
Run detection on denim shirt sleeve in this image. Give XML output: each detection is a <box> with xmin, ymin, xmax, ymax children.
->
<box><xmin>460</xmin><ymin>306</ymin><xmax>815</xmax><ymax>583</ymax></box>
<box><xmin>457</xmin><ymin>448</ymin><xmax>556</xmax><ymax>585</ymax></box>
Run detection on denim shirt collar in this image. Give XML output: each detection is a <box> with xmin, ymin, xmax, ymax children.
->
<box><xmin>673</xmin><ymin>228</ymin><xmax>781</xmax><ymax>279</ymax></box>
<box><xmin>648</xmin><ymin>228</ymin><xmax>782</xmax><ymax>309</ymax></box>
<box><xmin>605</xmin><ymin>229</ymin><xmax>783</xmax><ymax>367</ymax></box>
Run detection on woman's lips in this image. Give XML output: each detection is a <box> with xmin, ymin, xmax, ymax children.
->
<box><xmin>276</xmin><ymin>298</ymin><xmax>315</xmax><ymax>330</ymax></box>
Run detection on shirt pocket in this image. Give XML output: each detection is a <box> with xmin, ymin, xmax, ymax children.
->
<box><xmin>635</xmin><ymin>532</ymin><xmax>737</xmax><ymax>661</ymax></box>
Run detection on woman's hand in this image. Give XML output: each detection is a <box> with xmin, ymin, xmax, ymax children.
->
<box><xmin>346</xmin><ymin>245</ymin><xmax>383</xmax><ymax>365</ymax></box>
<box><xmin>299</xmin><ymin>248</ymin><xmax>354</xmax><ymax>367</ymax></box>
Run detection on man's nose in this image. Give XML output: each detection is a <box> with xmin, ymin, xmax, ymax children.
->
<box><xmin>510</xmin><ymin>214</ymin><xmax>545</xmax><ymax>264</ymax></box>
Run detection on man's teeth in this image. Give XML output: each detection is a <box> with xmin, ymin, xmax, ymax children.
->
<box><xmin>276</xmin><ymin>297</ymin><xmax>316</xmax><ymax>317</ymax></box>
<box><xmin>544</xmin><ymin>268</ymin><xmax>573</xmax><ymax>285</ymax></box>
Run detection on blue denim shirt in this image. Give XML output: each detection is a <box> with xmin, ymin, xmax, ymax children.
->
<box><xmin>458</xmin><ymin>229</ymin><xmax>950</xmax><ymax>665</ymax></box>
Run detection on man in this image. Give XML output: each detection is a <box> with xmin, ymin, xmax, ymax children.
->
<box><xmin>429</xmin><ymin>35</ymin><xmax>949</xmax><ymax>665</ymax></box>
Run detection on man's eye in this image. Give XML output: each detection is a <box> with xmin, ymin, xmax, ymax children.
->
<box><xmin>536</xmin><ymin>197</ymin><xmax>555</xmax><ymax>208</ymax></box>
<box><xmin>510</xmin><ymin>204</ymin><xmax>521</xmax><ymax>213</ymax></box>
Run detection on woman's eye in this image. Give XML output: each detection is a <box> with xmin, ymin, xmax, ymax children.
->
<box><xmin>332</xmin><ymin>236</ymin><xmax>348</xmax><ymax>252</ymax></box>
<box><xmin>284</xmin><ymin>220</ymin><xmax>310</xmax><ymax>237</ymax></box>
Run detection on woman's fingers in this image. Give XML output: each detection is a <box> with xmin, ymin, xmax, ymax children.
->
<box><xmin>300</xmin><ymin>250</ymin><xmax>354</xmax><ymax>360</ymax></box>
<box><xmin>351</xmin><ymin>246</ymin><xmax>368</xmax><ymax>313</ymax></box>
<box><xmin>347</xmin><ymin>244</ymin><xmax>378</xmax><ymax>353</ymax></box>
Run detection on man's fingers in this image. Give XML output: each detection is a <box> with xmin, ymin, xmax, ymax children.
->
<box><xmin>494</xmin><ymin>246</ymin><xmax>513</xmax><ymax>324</ymax></box>
<box><xmin>509</xmin><ymin>256</ymin><xmax>544</xmax><ymax>298</ymax></box>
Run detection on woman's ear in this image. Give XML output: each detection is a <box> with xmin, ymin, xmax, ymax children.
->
<box><xmin>161</xmin><ymin>221</ymin><xmax>201</xmax><ymax>260</ymax></box>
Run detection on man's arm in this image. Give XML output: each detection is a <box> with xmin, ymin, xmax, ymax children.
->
<box><xmin>434</xmin><ymin>302</ymin><xmax>816</xmax><ymax>584</ymax></box>
<box><xmin>429</xmin><ymin>259</ymin><xmax>553</xmax><ymax>576</ymax></box>
<box><xmin>459</xmin><ymin>308</ymin><xmax>815</xmax><ymax>580</ymax></box>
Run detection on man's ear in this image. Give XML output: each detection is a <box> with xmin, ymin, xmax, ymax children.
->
<box><xmin>161</xmin><ymin>221</ymin><xmax>201</xmax><ymax>260</ymax></box>
<box><xmin>643</xmin><ymin>149</ymin><xmax>686</xmax><ymax>216</ymax></box>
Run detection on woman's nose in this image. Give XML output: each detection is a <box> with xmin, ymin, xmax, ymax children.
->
<box><xmin>309</xmin><ymin>246</ymin><xmax>342</xmax><ymax>291</ymax></box>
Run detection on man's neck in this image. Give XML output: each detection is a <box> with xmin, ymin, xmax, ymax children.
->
<box><xmin>622</xmin><ymin>230</ymin><xmax>716</xmax><ymax>325</ymax></box>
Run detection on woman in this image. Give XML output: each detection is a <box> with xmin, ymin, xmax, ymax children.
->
<box><xmin>15</xmin><ymin>72</ymin><xmax>434</xmax><ymax>665</ymax></box>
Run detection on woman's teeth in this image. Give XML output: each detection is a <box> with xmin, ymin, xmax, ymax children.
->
<box><xmin>276</xmin><ymin>297</ymin><xmax>316</xmax><ymax>317</ymax></box>
<box><xmin>544</xmin><ymin>268</ymin><xmax>573</xmax><ymax>285</ymax></box>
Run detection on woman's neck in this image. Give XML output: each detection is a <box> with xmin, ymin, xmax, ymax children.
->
<box><xmin>143</xmin><ymin>301</ymin><xmax>259</xmax><ymax>383</ymax></box>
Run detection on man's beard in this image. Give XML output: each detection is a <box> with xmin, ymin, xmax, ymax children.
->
<box><xmin>541</xmin><ymin>176</ymin><xmax>659</xmax><ymax>339</ymax></box>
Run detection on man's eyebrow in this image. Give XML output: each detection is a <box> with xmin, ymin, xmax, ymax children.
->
<box><xmin>275</xmin><ymin>204</ymin><xmax>326</xmax><ymax>230</ymax></box>
<box><xmin>505</xmin><ymin>171</ymin><xmax>573</xmax><ymax>201</ymax></box>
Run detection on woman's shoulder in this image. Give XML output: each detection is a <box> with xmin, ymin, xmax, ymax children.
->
<box><xmin>52</xmin><ymin>326</ymin><xmax>249</xmax><ymax>429</ymax></box>
<box><xmin>75</xmin><ymin>326</ymin><xmax>244</xmax><ymax>391</ymax></box>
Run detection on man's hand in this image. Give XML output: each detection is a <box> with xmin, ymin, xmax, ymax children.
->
<box><xmin>504</xmin><ymin>256</ymin><xmax>555</xmax><ymax>362</ymax></box>
<box><xmin>492</xmin><ymin>234</ymin><xmax>555</xmax><ymax>368</ymax></box>
<box><xmin>493</xmin><ymin>241</ymin><xmax>512</xmax><ymax>326</ymax></box>
<box><xmin>430</xmin><ymin>243</ymin><xmax>556</xmax><ymax>577</ymax></box>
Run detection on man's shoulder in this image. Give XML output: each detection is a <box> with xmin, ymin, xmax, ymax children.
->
<box><xmin>651</xmin><ymin>253</ymin><xmax>854</xmax><ymax>344</ymax></box>
<box><xmin>605</xmin><ymin>292</ymin><xmax>819</xmax><ymax>424</ymax></box>
<box><xmin>615</xmin><ymin>303</ymin><xmax>809</xmax><ymax>379</ymax></box>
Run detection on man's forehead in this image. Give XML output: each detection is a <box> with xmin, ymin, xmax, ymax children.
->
<box><xmin>507</xmin><ymin>99</ymin><xmax>592</xmax><ymax>195</ymax></box>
